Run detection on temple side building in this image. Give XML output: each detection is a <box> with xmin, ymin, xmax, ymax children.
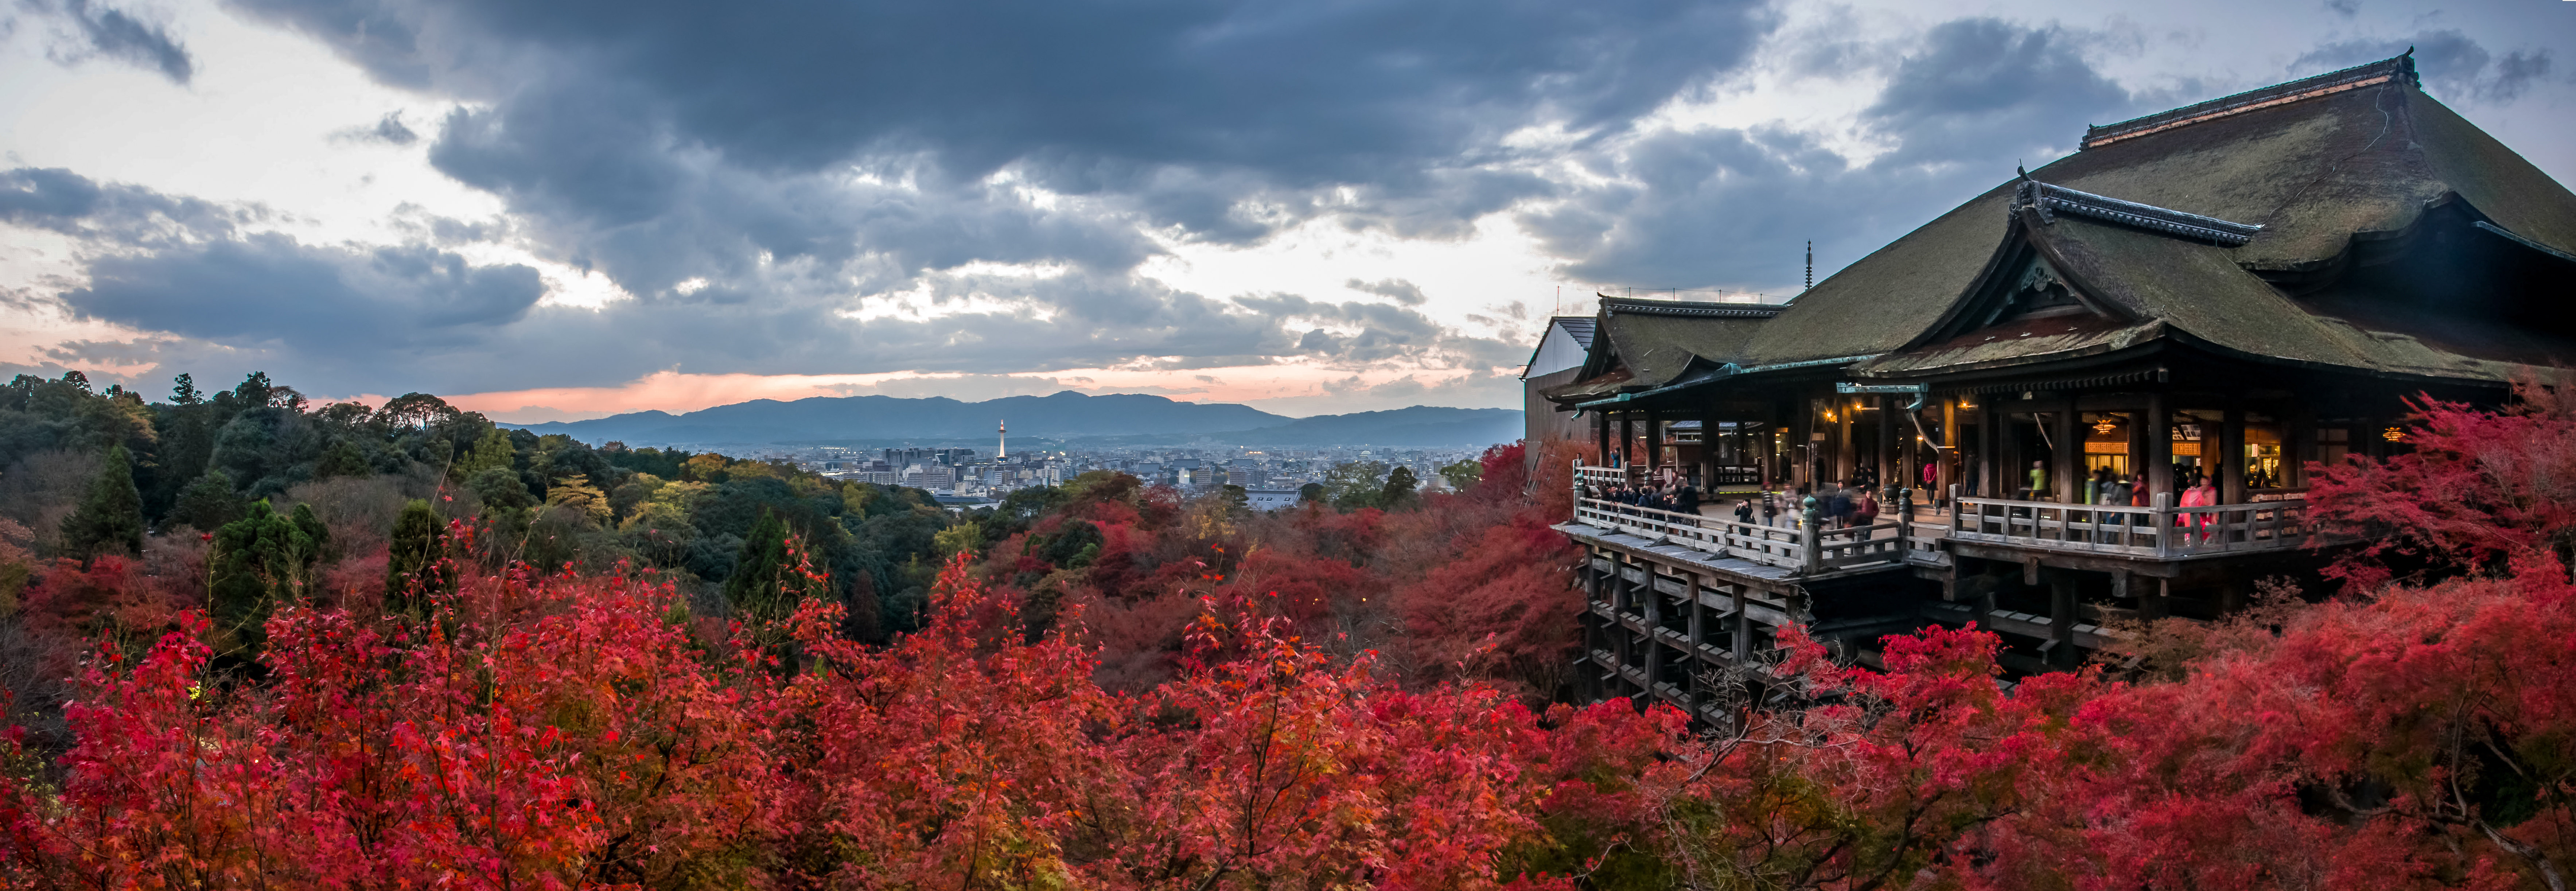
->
<box><xmin>1532</xmin><ymin>53</ymin><xmax>2576</xmax><ymax>712</ymax></box>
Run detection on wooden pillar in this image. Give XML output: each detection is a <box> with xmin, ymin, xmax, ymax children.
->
<box><xmin>1941</xmin><ymin>396</ymin><xmax>1960</xmax><ymax>501</ymax></box>
<box><xmin>1837</xmin><ymin>398</ymin><xmax>1855</xmax><ymax>484</ymax></box>
<box><xmin>2004</xmin><ymin>402</ymin><xmax>2022</xmax><ymax>498</ymax></box>
<box><xmin>1685</xmin><ymin>576</ymin><xmax>1705</xmax><ymax>712</ymax></box>
<box><xmin>1796</xmin><ymin>398</ymin><xmax>1816</xmax><ymax>490</ymax></box>
<box><xmin>1731</xmin><ymin>584</ymin><xmax>1751</xmax><ymax>664</ymax></box>
<box><xmin>1595</xmin><ymin>409</ymin><xmax>1610</xmax><ymax>467</ymax></box>
<box><xmin>2141</xmin><ymin>577</ymin><xmax>2170</xmax><ymax>620</ymax></box>
<box><xmin>1876</xmin><ymin>396</ymin><xmax>1897</xmax><ymax>491</ymax></box>
<box><xmin>2146</xmin><ymin>390</ymin><xmax>2173</xmax><ymax>503</ymax></box>
<box><xmin>2052</xmin><ymin>394</ymin><xmax>2080</xmax><ymax>504</ymax></box>
<box><xmin>2048</xmin><ymin>571</ymin><xmax>2079</xmax><ymax>669</ymax></box>
<box><xmin>2221</xmin><ymin>402</ymin><xmax>2247</xmax><ymax>505</ymax></box>
<box><xmin>1607</xmin><ymin>557</ymin><xmax>1627</xmax><ymax>613</ymax></box>
<box><xmin>2125</xmin><ymin>407</ymin><xmax>2148</xmax><ymax>492</ymax></box>
<box><xmin>1644</xmin><ymin>409</ymin><xmax>1662</xmax><ymax>477</ymax></box>
<box><xmin>1640</xmin><ymin>570</ymin><xmax>1662</xmax><ymax>692</ymax></box>
<box><xmin>1617</xmin><ymin>414</ymin><xmax>1634</xmax><ymax>470</ymax></box>
<box><xmin>1981</xmin><ymin>401</ymin><xmax>2004</xmax><ymax>499</ymax></box>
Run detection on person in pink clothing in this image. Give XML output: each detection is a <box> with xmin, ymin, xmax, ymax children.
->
<box><xmin>2178</xmin><ymin>472</ymin><xmax>2217</xmax><ymax>538</ymax></box>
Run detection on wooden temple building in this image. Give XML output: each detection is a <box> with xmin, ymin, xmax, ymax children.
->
<box><xmin>1534</xmin><ymin>52</ymin><xmax>2576</xmax><ymax>712</ymax></box>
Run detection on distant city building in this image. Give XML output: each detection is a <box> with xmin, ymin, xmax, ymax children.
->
<box><xmin>1242</xmin><ymin>489</ymin><xmax>1302</xmax><ymax>511</ymax></box>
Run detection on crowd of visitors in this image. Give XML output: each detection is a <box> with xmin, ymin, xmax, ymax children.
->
<box><xmin>1581</xmin><ymin>454</ymin><xmax>2239</xmax><ymax>543</ymax></box>
<box><xmin>1587</xmin><ymin>469</ymin><xmax>1703</xmax><ymax>517</ymax></box>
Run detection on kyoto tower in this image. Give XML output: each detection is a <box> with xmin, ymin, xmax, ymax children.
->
<box><xmin>998</xmin><ymin>420</ymin><xmax>1006</xmax><ymax>460</ymax></box>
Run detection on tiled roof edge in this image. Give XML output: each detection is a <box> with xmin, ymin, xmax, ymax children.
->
<box><xmin>1598</xmin><ymin>297</ymin><xmax>1785</xmax><ymax>319</ymax></box>
<box><xmin>2013</xmin><ymin>179</ymin><xmax>2265</xmax><ymax>246</ymax></box>
<box><xmin>2081</xmin><ymin>51</ymin><xmax>2418</xmax><ymax>150</ymax></box>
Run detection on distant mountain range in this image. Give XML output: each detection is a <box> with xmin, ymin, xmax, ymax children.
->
<box><xmin>502</xmin><ymin>392</ymin><xmax>1523</xmax><ymax>449</ymax></box>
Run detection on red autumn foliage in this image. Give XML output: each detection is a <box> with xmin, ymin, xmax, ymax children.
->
<box><xmin>2305</xmin><ymin>374</ymin><xmax>2576</xmax><ymax>589</ymax></box>
<box><xmin>4</xmin><ymin>415</ymin><xmax>2573</xmax><ymax>888</ymax></box>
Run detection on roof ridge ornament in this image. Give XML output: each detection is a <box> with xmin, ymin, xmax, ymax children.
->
<box><xmin>2080</xmin><ymin>50</ymin><xmax>2418</xmax><ymax>150</ymax></box>
<box><xmin>2011</xmin><ymin>178</ymin><xmax>2265</xmax><ymax>246</ymax></box>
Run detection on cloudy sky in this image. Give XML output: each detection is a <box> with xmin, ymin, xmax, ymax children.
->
<box><xmin>2</xmin><ymin>0</ymin><xmax>2569</xmax><ymax>420</ymax></box>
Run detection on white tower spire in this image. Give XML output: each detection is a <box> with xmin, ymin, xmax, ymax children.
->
<box><xmin>998</xmin><ymin>420</ymin><xmax>1006</xmax><ymax>460</ymax></box>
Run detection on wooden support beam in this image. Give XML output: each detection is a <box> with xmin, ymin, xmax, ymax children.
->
<box><xmin>1618</xmin><ymin>414</ymin><xmax>1634</xmax><ymax>470</ymax></box>
<box><xmin>2222</xmin><ymin>402</ymin><xmax>2247</xmax><ymax>505</ymax></box>
<box><xmin>1685</xmin><ymin>576</ymin><xmax>1705</xmax><ymax>712</ymax></box>
<box><xmin>1988</xmin><ymin>399</ymin><xmax>2009</xmax><ymax>497</ymax></box>
<box><xmin>1645</xmin><ymin>408</ymin><xmax>1663</xmax><ymax>476</ymax></box>
<box><xmin>2146</xmin><ymin>389</ymin><xmax>2173</xmax><ymax>502</ymax></box>
<box><xmin>2049</xmin><ymin>572</ymin><xmax>2079</xmax><ymax>669</ymax></box>
<box><xmin>2053</xmin><ymin>393</ymin><xmax>2080</xmax><ymax>505</ymax></box>
<box><xmin>1732</xmin><ymin>582</ymin><xmax>1751</xmax><ymax>664</ymax></box>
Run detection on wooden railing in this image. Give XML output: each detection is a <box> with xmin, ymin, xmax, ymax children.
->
<box><xmin>1569</xmin><ymin>463</ymin><xmax>1910</xmax><ymax>574</ymax></box>
<box><xmin>1574</xmin><ymin>463</ymin><xmax>1764</xmax><ymax>489</ymax></box>
<box><xmin>1576</xmin><ymin>464</ymin><xmax>1636</xmax><ymax>488</ymax></box>
<box><xmin>1948</xmin><ymin>493</ymin><xmax>2315</xmax><ymax>558</ymax></box>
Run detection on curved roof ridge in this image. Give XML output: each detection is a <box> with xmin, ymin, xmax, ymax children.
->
<box><xmin>2082</xmin><ymin>51</ymin><xmax>2418</xmax><ymax>150</ymax></box>
<box><xmin>2013</xmin><ymin>176</ymin><xmax>2265</xmax><ymax>246</ymax></box>
<box><xmin>1599</xmin><ymin>296</ymin><xmax>1785</xmax><ymax>319</ymax></box>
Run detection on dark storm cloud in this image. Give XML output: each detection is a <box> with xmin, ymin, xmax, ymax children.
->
<box><xmin>237</xmin><ymin>0</ymin><xmax>1774</xmax><ymax>180</ymax></box>
<box><xmin>1234</xmin><ymin>292</ymin><xmax>1517</xmax><ymax>366</ymax></box>
<box><xmin>1535</xmin><ymin>18</ymin><xmax>2137</xmax><ymax>290</ymax></box>
<box><xmin>0</xmin><ymin>166</ymin><xmax>246</xmax><ymax>244</ymax></box>
<box><xmin>65</xmin><ymin>234</ymin><xmax>544</xmax><ymax>350</ymax></box>
<box><xmin>21</xmin><ymin>0</ymin><xmax>195</xmax><ymax>83</ymax></box>
<box><xmin>217</xmin><ymin>0</ymin><xmax>1777</xmax><ymax>297</ymax></box>
<box><xmin>10</xmin><ymin>167</ymin><xmax>542</xmax><ymax>374</ymax></box>
<box><xmin>1860</xmin><ymin>19</ymin><xmax>2128</xmax><ymax>165</ymax></box>
<box><xmin>2296</xmin><ymin>31</ymin><xmax>2554</xmax><ymax>105</ymax></box>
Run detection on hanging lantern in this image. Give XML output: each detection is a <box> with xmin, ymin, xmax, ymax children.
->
<box><xmin>2382</xmin><ymin>427</ymin><xmax>2406</xmax><ymax>443</ymax></box>
<box><xmin>2091</xmin><ymin>419</ymin><xmax>2117</xmax><ymax>435</ymax></box>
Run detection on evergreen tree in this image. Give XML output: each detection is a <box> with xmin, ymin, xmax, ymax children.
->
<box><xmin>467</xmin><ymin>465</ymin><xmax>537</xmax><ymax>511</ymax></box>
<box><xmin>1379</xmin><ymin>466</ymin><xmax>1421</xmax><ymax>511</ymax></box>
<box><xmin>314</xmin><ymin>438</ymin><xmax>369</xmax><ymax>479</ymax></box>
<box><xmin>723</xmin><ymin>510</ymin><xmax>826</xmax><ymax>622</ymax></box>
<box><xmin>210</xmin><ymin>499</ymin><xmax>324</xmax><ymax>653</ymax></box>
<box><xmin>170</xmin><ymin>372</ymin><xmax>201</xmax><ymax>405</ymax></box>
<box><xmin>60</xmin><ymin>444</ymin><xmax>145</xmax><ymax>560</ymax></box>
<box><xmin>456</xmin><ymin>425</ymin><xmax>516</xmax><ymax>478</ymax></box>
<box><xmin>170</xmin><ymin>470</ymin><xmax>246</xmax><ymax>531</ymax></box>
<box><xmin>291</xmin><ymin>502</ymin><xmax>331</xmax><ymax>562</ymax></box>
<box><xmin>385</xmin><ymin>498</ymin><xmax>451</xmax><ymax>610</ymax></box>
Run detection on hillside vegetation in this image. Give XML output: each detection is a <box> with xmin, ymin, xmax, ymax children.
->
<box><xmin>0</xmin><ymin>369</ymin><xmax>2572</xmax><ymax>889</ymax></box>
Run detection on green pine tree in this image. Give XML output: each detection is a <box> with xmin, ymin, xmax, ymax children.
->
<box><xmin>1379</xmin><ymin>466</ymin><xmax>1421</xmax><ymax>511</ymax></box>
<box><xmin>314</xmin><ymin>438</ymin><xmax>369</xmax><ymax>479</ymax></box>
<box><xmin>169</xmin><ymin>470</ymin><xmax>246</xmax><ymax>531</ymax></box>
<box><xmin>210</xmin><ymin>499</ymin><xmax>324</xmax><ymax>653</ymax></box>
<box><xmin>723</xmin><ymin>510</ymin><xmax>826</xmax><ymax>622</ymax></box>
<box><xmin>60</xmin><ymin>444</ymin><xmax>145</xmax><ymax>560</ymax></box>
<box><xmin>385</xmin><ymin>498</ymin><xmax>451</xmax><ymax>611</ymax></box>
<box><xmin>291</xmin><ymin>502</ymin><xmax>331</xmax><ymax>562</ymax></box>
